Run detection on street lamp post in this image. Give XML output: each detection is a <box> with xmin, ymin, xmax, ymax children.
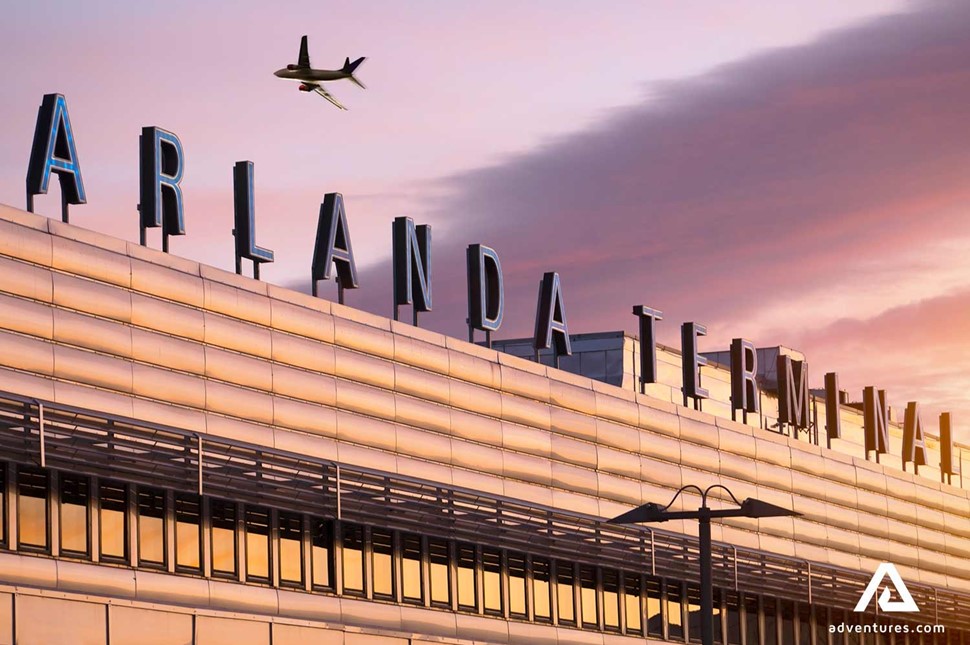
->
<box><xmin>608</xmin><ymin>484</ymin><xmax>800</xmax><ymax>645</ymax></box>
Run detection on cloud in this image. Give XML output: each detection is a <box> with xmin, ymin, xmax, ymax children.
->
<box><xmin>329</xmin><ymin>1</ymin><xmax>970</xmax><ymax>434</ymax></box>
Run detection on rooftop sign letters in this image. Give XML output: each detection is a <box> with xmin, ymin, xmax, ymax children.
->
<box><xmin>18</xmin><ymin>92</ymin><xmax>959</xmax><ymax>486</ymax></box>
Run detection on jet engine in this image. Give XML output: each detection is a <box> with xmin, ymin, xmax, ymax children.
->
<box><xmin>298</xmin><ymin>84</ymin><xmax>312</xmax><ymax>92</ymax></box>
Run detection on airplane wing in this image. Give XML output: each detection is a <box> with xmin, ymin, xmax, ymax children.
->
<box><xmin>298</xmin><ymin>35</ymin><xmax>311</xmax><ymax>68</ymax></box>
<box><xmin>313</xmin><ymin>85</ymin><xmax>347</xmax><ymax>110</ymax></box>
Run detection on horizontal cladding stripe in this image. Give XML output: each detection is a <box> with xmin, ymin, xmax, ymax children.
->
<box><xmin>0</xmin><ymin>214</ymin><xmax>968</xmax><ymax>582</ymax></box>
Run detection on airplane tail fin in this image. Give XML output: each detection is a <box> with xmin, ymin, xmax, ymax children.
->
<box><xmin>342</xmin><ymin>56</ymin><xmax>367</xmax><ymax>89</ymax></box>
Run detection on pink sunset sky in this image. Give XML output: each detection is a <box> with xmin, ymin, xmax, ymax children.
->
<box><xmin>2</xmin><ymin>1</ymin><xmax>970</xmax><ymax>439</ymax></box>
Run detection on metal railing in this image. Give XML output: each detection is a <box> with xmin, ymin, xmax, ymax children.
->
<box><xmin>0</xmin><ymin>389</ymin><xmax>965</xmax><ymax>628</ymax></box>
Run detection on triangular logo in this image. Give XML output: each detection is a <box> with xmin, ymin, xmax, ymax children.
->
<box><xmin>854</xmin><ymin>563</ymin><xmax>919</xmax><ymax>612</ymax></box>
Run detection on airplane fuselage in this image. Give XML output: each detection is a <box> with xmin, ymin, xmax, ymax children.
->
<box><xmin>273</xmin><ymin>68</ymin><xmax>349</xmax><ymax>82</ymax></box>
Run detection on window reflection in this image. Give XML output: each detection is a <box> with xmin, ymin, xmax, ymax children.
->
<box><xmin>726</xmin><ymin>591</ymin><xmax>742</xmax><ymax>645</ymax></box>
<box><xmin>482</xmin><ymin>548</ymin><xmax>502</xmax><ymax>615</ymax></box>
<box><xmin>278</xmin><ymin>511</ymin><xmax>302</xmax><ymax>586</ymax></box>
<box><xmin>602</xmin><ymin>569</ymin><xmax>619</xmax><ymax>631</ymax></box>
<box><xmin>533</xmin><ymin>558</ymin><xmax>551</xmax><ymax>622</ymax></box>
<box><xmin>687</xmin><ymin>584</ymin><xmax>702</xmax><ymax>643</ymax></box>
<box><xmin>798</xmin><ymin>602</ymin><xmax>812</xmax><ymax>645</ymax></box>
<box><xmin>174</xmin><ymin>493</ymin><xmax>201</xmax><ymax>570</ymax></box>
<box><xmin>311</xmin><ymin>519</ymin><xmax>333</xmax><ymax>589</ymax></box>
<box><xmin>0</xmin><ymin>464</ymin><xmax>5</xmax><ymax>545</ymax></box>
<box><xmin>508</xmin><ymin>553</ymin><xmax>527</xmax><ymax>617</ymax></box>
<box><xmin>372</xmin><ymin>528</ymin><xmax>394</xmax><ymax>598</ymax></box>
<box><xmin>624</xmin><ymin>573</ymin><xmax>642</xmax><ymax>635</ymax></box>
<box><xmin>764</xmin><ymin>596</ymin><xmax>778</xmax><ymax>645</ymax></box>
<box><xmin>60</xmin><ymin>475</ymin><xmax>89</xmax><ymax>555</ymax></box>
<box><xmin>429</xmin><ymin>539</ymin><xmax>450</xmax><ymax>607</ymax></box>
<box><xmin>457</xmin><ymin>543</ymin><xmax>477</xmax><ymax>610</ymax></box>
<box><xmin>813</xmin><ymin>605</ymin><xmax>828</xmax><ymax>645</ymax></box>
<box><xmin>18</xmin><ymin>467</ymin><xmax>48</xmax><ymax>550</ymax></box>
<box><xmin>342</xmin><ymin>523</ymin><xmax>364</xmax><ymax>595</ymax></box>
<box><xmin>402</xmin><ymin>533</ymin><xmax>423</xmax><ymax>603</ymax></box>
<box><xmin>99</xmin><ymin>481</ymin><xmax>127</xmax><ymax>561</ymax></box>
<box><xmin>647</xmin><ymin>577</ymin><xmax>663</xmax><ymax>638</ymax></box>
<box><xmin>137</xmin><ymin>488</ymin><xmax>166</xmax><ymax>567</ymax></box>
<box><xmin>667</xmin><ymin>581</ymin><xmax>684</xmax><ymax>641</ymax></box>
<box><xmin>245</xmin><ymin>507</ymin><xmax>270</xmax><ymax>581</ymax></box>
<box><xmin>744</xmin><ymin>594</ymin><xmax>760</xmax><ymax>645</ymax></box>
<box><xmin>580</xmin><ymin>564</ymin><xmax>598</xmax><ymax>628</ymax></box>
<box><xmin>781</xmin><ymin>599</ymin><xmax>796</xmax><ymax>645</ymax></box>
<box><xmin>556</xmin><ymin>562</ymin><xmax>575</xmax><ymax>625</ymax></box>
<box><xmin>210</xmin><ymin>499</ymin><xmax>236</xmax><ymax>576</ymax></box>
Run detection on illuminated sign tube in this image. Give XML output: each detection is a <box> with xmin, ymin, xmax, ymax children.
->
<box><xmin>138</xmin><ymin>126</ymin><xmax>186</xmax><ymax>253</ymax></box>
<box><xmin>466</xmin><ymin>244</ymin><xmax>504</xmax><ymax>347</ymax></box>
<box><xmin>26</xmin><ymin>93</ymin><xmax>86</xmax><ymax>222</ymax></box>
<box><xmin>312</xmin><ymin>193</ymin><xmax>359</xmax><ymax>304</ymax></box>
<box><xmin>232</xmin><ymin>161</ymin><xmax>275</xmax><ymax>280</ymax></box>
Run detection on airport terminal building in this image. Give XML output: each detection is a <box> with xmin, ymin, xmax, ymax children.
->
<box><xmin>0</xmin><ymin>203</ymin><xmax>968</xmax><ymax>645</ymax></box>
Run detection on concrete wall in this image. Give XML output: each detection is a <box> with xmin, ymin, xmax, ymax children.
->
<box><xmin>0</xmin><ymin>203</ymin><xmax>967</xmax><ymax>600</ymax></box>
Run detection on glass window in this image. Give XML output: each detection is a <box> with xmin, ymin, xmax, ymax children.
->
<box><xmin>0</xmin><ymin>463</ymin><xmax>5</xmax><ymax>545</ymax></box>
<box><xmin>624</xmin><ymin>573</ymin><xmax>642</xmax><ymax>635</ymax></box>
<box><xmin>744</xmin><ymin>595</ymin><xmax>761</xmax><ymax>645</ymax></box>
<box><xmin>647</xmin><ymin>577</ymin><xmax>663</xmax><ymax>638</ymax></box>
<box><xmin>580</xmin><ymin>564</ymin><xmax>598</xmax><ymax>628</ymax></box>
<box><xmin>17</xmin><ymin>466</ymin><xmax>48</xmax><ymax>550</ymax></box>
<box><xmin>402</xmin><ymin>533</ymin><xmax>423</xmax><ymax>603</ymax></box>
<box><xmin>556</xmin><ymin>562</ymin><xmax>576</xmax><ymax>625</ymax></box>
<box><xmin>457</xmin><ymin>543</ymin><xmax>477</xmax><ymax>611</ymax></box>
<box><xmin>813</xmin><ymin>605</ymin><xmax>829</xmax><ymax>645</ymax></box>
<box><xmin>714</xmin><ymin>588</ymin><xmax>724</xmax><ymax>644</ymax></box>
<box><xmin>174</xmin><ymin>493</ymin><xmax>201</xmax><ymax>570</ymax></box>
<box><xmin>137</xmin><ymin>488</ymin><xmax>166</xmax><ymax>567</ymax></box>
<box><xmin>311</xmin><ymin>518</ymin><xmax>333</xmax><ymax>589</ymax></box>
<box><xmin>603</xmin><ymin>569</ymin><xmax>620</xmax><ymax>631</ymax></box>
<box><xmin>508</xmin><ymin>553</ymin><xmax>527</xmax><ymax>617</ymax></box>
<box><xmin>725</xmin><ymin>591</ymin><xmax>742</xmax><ymax>645</ymax></box>
<box><xmin>780</xmin><ymin>600</ymin><xmax>796</xmax><ymax>644</ymax></box>
<box><xmin>60</xmin><ymin>475</ymin><xmax>89</xmax><ymax>555</ymax></box>
<box><xmin>99</xmin><ymin>481</ymin><xmax>127</xmax><ymax>561</ymax></box>
<box><xmin>210</xmin><ymin>499</ymin><xmax>237</xmax><ymax>576</ymax></box>
<box><xmin>483</xmin><ymin>548</ymin><xmax>502</xmax><ymax>615</ymax></box>
<box><xmin>278</xmin><ymin>511</ymin><xmax>302</xmax><ymax>586</ymax></box>
<box><xmin>372</xmin><ymin>528</ymin><xmax>394</xmax><ymax>598</ymax></box>
<box><xmin>341</xmin><ymin>523</ymin><xmax>364</xmax><ymax>595</ymax></box>
<box><xmin>764</xmin><ymin>597</ymin><xmax>778</xmax><ymax>645</ymax></box>
<box><xmin>667</xmin><ymin>581</ymin><xmax>685</xmax><ymax>641</ymax></box>
<box><xmin>429</xmin><ymin>539</ymin><xmax>450</xmax><ymax>607</ymax></box>
<box><xmin>533</xmin><ymin>557</ymin><xmax>552</xmax><ymax>622</ymax></box>
<box><xmin>687</xmin><ymin>584</ymin><xmax>702</xmax><ymax>643</ymax></box>
<box><xmin>245</xmin><ymin>507</ymin><xmax>270</xmax><ymax>581</ymax></box>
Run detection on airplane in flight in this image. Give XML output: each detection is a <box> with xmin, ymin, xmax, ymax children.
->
<box><xmin>274</xmin><ymin>35</ymin><xmax>366</xmax><ymax>110</ymax></box>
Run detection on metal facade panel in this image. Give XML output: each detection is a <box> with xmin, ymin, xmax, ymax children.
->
<box><xmin>678</xmin><ymin>415</ymin><xmax>718</xmax><ymax>449</ymax></box>
<box><xmin>208</xmin><ymin>581</ymin><xmax>279</xmax><ymax>615</ymax></box>
<box><xmin>0</xmin><ymin>593</ymin><xmax>9</xmax><ymax>645</ymax></box>
<box><xmin>53</xmin><ymin>344</ymin><xmax>133</xmax><ymax>392</ymax></box>
<box><xmin>130</xmin><ymin>293</ymin><xmax>205</xmax><ymax>342</ymax></box>
<box><xmin>0</xmin><ymin>219</ymin><xmax>52</xmax><ymax>266</ymax></box>
<box><xmin>636</xmin><ymin>403</ymin><xmax>680</xmax><ymax>438</ymax></box>
<box><xmin>550</xmin><ymin>380</ymin><xmax>595</xmax><ymax>414</ymax></box>
<box><xmin>204</xmin><ymin>345</ymin><xmax>273</xmax><ymax>391</ymax></box>
<box><xmin>335</xmin><ymin>411</ymin><xmax>398</xmax><ymax>453</ymax></box>
<box><xmin>503</xmin><ymin>422</ymin><xmax>552</xmax><ymax>457</ymax></box>
<box><xmin>334</xmin><ymin>379</ymin><xmax>395</xmax><ymax>421</ymax></box>
<box><xmin>679</xmin><ymin>441</ymin><xmax>721</xmax><ymax>474</ymax></box>
<box><xmin>393</xmin><ymin>335</ymin><xmax>450</xmax><ymax>376</ymax></box>
<box><xmin>269</xmin><ymin>298</ymin><xmax>335</xmax><ymax>344</ymax></box>
<box><xmin>333</xmin><ymin>346</ymin><xmax>395</xmax><ymax>390</ymax></box>
<box><xmin>548</xmin><ymin>405</ymin><xmax>593</xmax><ymax>440</ymax></box>
<box><xmin>332</xmin><ymin>316</ymin><xmax>394</xmax><ymax>360</ymax></box>
<box><xmin>202</xmin><ymin>280</ymin><xmax>271</xmax><ymax>327</ymax></box>
<box><xmin>594</xmin><ymin>418</ymin><xmax>639</xmax><ymax>453</ymax></box>
<box><xmin>448</xmin><ymin>408</ymin><xmax>502</xmax><ymax>445</ymax></box>
<box><xmin>399</xmin><ymin>604</ymin><xmax>459</xmax><ymax>639</ymax></box>
<box><xmin>549</xmin><ymin>460</ymin><xmax>596</xmax><ymax>496</ymax></box>
<box><xmin>0</xmin><ymin>330</ymin><xmax>53</xmax><ymax>376</ymax></box>
<box><xmin>446</xmin><ymin>346</ymin><xmax>502</xmax><ymax>389</ymax></box>
<box><xmin>505</xmin><ymin>449</ymin><xmax>553</xmax><ymax>486</ymax></box>
<box><xmin>52</xmin><ymin>271</ymin><xmax>131</xmax><ymax>323</ymax></box>
<box><xmin>0</xmin><ymin>293</ymin><xmax>53</xmax><ymax>339</ymax></box>
<box><xmin>0</xmin><ymin>256</ymin><xmax>53</xmax><ymax>303</ymax></box>
<box><xmin>196</xmin><ymin>616</ymin><xmax>270</xmax><ymax>645</ymax></box>
<box><xmin>130</xmin><ymin>327</ymin><xmax>205</xmax><ymax>375</ymax></box>
<box><xmin>130</xmin><ymin>257</ymin><xmax>204</xmax><ymax>307</ymax></box>
<box><xmin>549</xmin><ymin>433</ymin><xmax>595</xmax><ymax>468</ymax></box>
<box><xmin>51</xmin><ymin>235</ymin><xmax>130</xmax><ymax>288</ymax></box>
<box><xmin>271</xmin><ymin>397</ymin><xmax>338</xmax><ymax>440</ymax></box>
<box><xmin>596</xmin><ymin>445</ymin><xmax>641</xmax><ymax>480</ymax></box>
<box><xmin>339</xmin><ymin>596</ymin><xmax>404</xmax><ymax>631</ymax></box>
<box><xmin>16</xmin><ymin>596</ymin><xmax>105</xmax><ymax>645</ymax></box>
<box><xmin>272</xmin><ymin>624</ymin><xmax>343</xmax><ymax>645</ymax></box>
<box><xmin>133</xmin><ymin>569</ymin><xmax>211</xmax><ymax>607</ymax></box>
<box><xmin>593</xmin><ymin>389</ymin><xmax>638</xmax><ymax>426</ymax></box>
<box><xmin>396</xmin><ymin>424</ymin><xmax>452</xmax><ymax>463</ymax></box>
<box><xmin>449</xmin><ymin>379</ymin><xmax>502</xmax><ymax>419</ymax></box>
<box><xmin>271</xmin><ymin>331</ymin><xmax>336</xmax><ymax>375</ymax></box>
<box><xmin>505</xmin><ymin>393</ymin><xmax>553</xmax><ymax>432</ymax></box>
<box><xmin>203</xmin><ymin>311</ymin><xmax>272</xmax><ymax>359</ymax></box>
<box><xmin>108</xmin><ymin>606</ymin><xmax>193</xmax><ymax>645</ymax></box>
<box><xmin>394</xmin><ymin>364</ymin><xmax>451</xmax><ymax>405</ymax></box>
<box><xmin>53</xmin><ymin>307</ymin><xmax>131</xmax><ymax>356</ymax></box>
